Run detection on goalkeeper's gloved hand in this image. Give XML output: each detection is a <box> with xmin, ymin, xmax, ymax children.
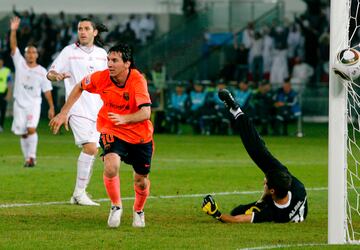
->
<box><xmin>202</xmin><ymin>195</ymin><xmax>222</xmax><ymax>220</ymax></box>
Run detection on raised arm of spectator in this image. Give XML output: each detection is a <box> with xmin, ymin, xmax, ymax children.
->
<box><xmin>12</xmin><ymin>5</ymin><xmax>21</xmax><ymax>18</ymax></box>
<box><xmin>9</xmin><ymin>16</ymin><xmax>20</xmax><ymax>56</ymax></box>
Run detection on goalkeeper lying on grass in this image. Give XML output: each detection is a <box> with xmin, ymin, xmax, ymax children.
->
<box><xmin>202</xmin><ymin>89</ymin><xmax>308</xmax><ymax>223</ymax></box>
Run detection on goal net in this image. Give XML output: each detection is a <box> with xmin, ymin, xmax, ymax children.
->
<box><xmin>330</xmin><ymin>0</ymin><xmax>360</xmax><ymax>244</ymax></box>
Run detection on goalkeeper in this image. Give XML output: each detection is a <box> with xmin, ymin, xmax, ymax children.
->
<box><xmin>202</xmin><ymin>89</ymin><xmax>308</xmax><ymax>223</ymax></box>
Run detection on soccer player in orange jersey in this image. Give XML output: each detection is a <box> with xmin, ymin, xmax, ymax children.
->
<box><xmin>49</xmin><ymin>44</ymin><xmax>153</xmax><ymax>228</ymax></box>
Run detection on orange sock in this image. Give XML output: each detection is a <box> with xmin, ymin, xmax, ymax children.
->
<box><xmin>103</xmin><ymin>175</ymin><xmax>121</xmax><ymax>206</ymax></box>
<box><xmin>134</xmin><ymin>180</ymin><xmax>150</xmax><ymax>212</ymax></box>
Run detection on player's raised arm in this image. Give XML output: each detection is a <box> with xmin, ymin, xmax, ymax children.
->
<box><xmin>9</xmin><ymin>16</ymin><xmax>20</xmax><ymax>55</ymax></box>
<box><xmin>49</xmin><ymin>83</ymin><xmax>83</xmax><ymax>134</ymax></box>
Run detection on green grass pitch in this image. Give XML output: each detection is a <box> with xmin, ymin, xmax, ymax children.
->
<box><xmin>0</xmin><ymin>119</ymin><xmax>358</xmax><ymax>249</ymax></box>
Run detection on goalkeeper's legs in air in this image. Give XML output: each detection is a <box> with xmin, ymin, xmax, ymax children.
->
<box><xmin>201</xmin><ymin>89</ymin><xmax>293</xmax><ymax>223</ymax></box>
<box><xmin>202</xmin><ymin>90</ymin><xmax>306</xmax><ymax>224</ymax></box>
<box><xmin>218</xmin><ymin>89</ymin><xmax>289</xmax><ymax>174</ymax></box>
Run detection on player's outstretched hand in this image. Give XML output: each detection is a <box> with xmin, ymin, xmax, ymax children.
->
<box><xmin>202</xmin><ymin>195</ymin><xmax>222</xmax><ymax>219</ymax></box>
<box><xmin>49</xmin><ymin>112</ymin><xmax>68</xmax><ymax>134</ymax></box>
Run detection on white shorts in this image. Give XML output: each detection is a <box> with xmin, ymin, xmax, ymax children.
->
<box><xmin>11</xmin><ymin>101</ymin><xmax>41</xmax><ymax>135</ymax></box>
<box><xmin>69</xmin><ymin>115</ymin><xmax>100</xmax><ymax>147</ymax></box>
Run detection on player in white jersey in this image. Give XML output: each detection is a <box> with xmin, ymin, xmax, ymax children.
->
<box><xmin>9</xmin><ymin>17</ymin><xmax>55</xmax><ymax>167</ymax></box>
<box><xmin>47</xmin><ymin>18</ymin><xmax>108</xmax><ymax>206</ymax></box>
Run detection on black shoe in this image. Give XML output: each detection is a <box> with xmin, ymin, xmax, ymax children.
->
<box><xmin>218</xmin><ymin>89</ymin><xmax>240</xmax><ymax>110</ymax></box>
<box><xmin>24</xmin><ymin>158</ymin><xmax>36</xmax><ymax>168</ymax></box>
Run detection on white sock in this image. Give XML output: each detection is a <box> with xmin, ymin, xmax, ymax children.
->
<box><xmin>230</xmin><ymin>108</ymin><xmax>243</xmax><ymax>119</ymax></box>
<box><xmin>27</xmin><ymin>133</ymin><xmax>38</xmax><ymax>159</ymax></box>
<box><xmin>73</xmin><ymin>152</ymin><xmax>95</xmax><ymax>196</ymax></box>
<box><xmin>20</xmin><ymin>137</ymin><xmax>29</xmax><ymax>160</ymax></box>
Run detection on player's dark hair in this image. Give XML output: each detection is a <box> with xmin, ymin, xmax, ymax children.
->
<box><xmin>266</xmin><ymin>169</ymin><xmax>292</xmax><ymax>199</ymax></box>
<box><xmin>108</xmin><ymin>43</ymin><xmax>136</xmax><ymax>69</ymax></box>
<box><xmin>78</xmin><ymin>17</ymin><xmax>108</xmax><ymax>48</ymax></box>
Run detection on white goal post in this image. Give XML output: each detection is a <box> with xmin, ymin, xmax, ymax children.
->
<box><xmin>328</xmin><ymin>0</ymin><xmax>348</xmax><ymax>244</ymax></box>
<box><xmin>328</xmin><ymin>0</ymin><xmax>360</xmax><ymax>244</ymax></box>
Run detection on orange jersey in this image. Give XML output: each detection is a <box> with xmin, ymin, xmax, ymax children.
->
<box><xmin>81</xmin><ymin>69</ymin><xmax>153</xmax><ymax>144</ymax></box>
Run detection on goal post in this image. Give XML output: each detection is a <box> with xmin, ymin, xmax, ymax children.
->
<box><xmin>328</xmin><ymin>0</ymin><xmax>348</xmax><ymax>244</ymax></box>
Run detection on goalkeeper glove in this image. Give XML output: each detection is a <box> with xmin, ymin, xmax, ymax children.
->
<box><xmin>202</xmin><ymin>195</ymin><xmax>222</xmax><ymax>220</ymax></box>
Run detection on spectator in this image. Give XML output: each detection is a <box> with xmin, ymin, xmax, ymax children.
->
<box><xmin>12</xmin><ymin>5</ymin><xmax>35</xmax><ymax>30</ymax></box>
<box><xmin>182</xmin><ymin>0</ymin><xmax>197</xmax><ymax>17</ymax></box>
<box><xmin>150</xmin><ymin>62</ymin><xmax>167</xmax><ymax>133</ymax></box>
<box><xmin>262</xmin><ymin>26</ymin><xmax>274</xmax><ymax>80</ymax></box>
<box><xmin>252</xmin><ymin>81</ymin><xmax>274</xmax><ymax>136</ymax></box>
<box><xmin>151</xmin><ymin>62</ymin><xmax>166</xmax><ymax>91</ymax></box>
<box><xmin>273</xmin><ymin>78</ymin><xmax>301</xmax><ymax>136</ymax></box>
<box><xmin>165</xmin><ymin>84</ymin><xmax>188</xmax><ymax>134</ymax></box>
<box><xmin>242</xmin><ymin>22</ymin><xmax>254</xmax><ymax>53</ymax></box>
<box><xmin>287</xmin><ymin>23</ymin><xmax>304</xmax><ymax>69</ymax></box>
<box><xmin>233</xmin><ymin>33</ymin><xmax>249</xmax><ymax>81</ymax></box>
<box><xmin>0</xmin><ymin>55</ymin><xmax>12</xmax><ymax>132</ymax></box>
<box><xmin>249</xmin><ymin>31</ymin><xmax>264</xmax><ymax>82</ymax></box>
<box><xmin>139</xmin><ymin>14</ymin><xmax>155</xmax><ymax>44</ymax></box>
<box><xmin>188</xmin><ymin>82</ymin><xmax>207</xmax><ymax>134</ymax></box>
<box><xmin>128</xmin><ymin>14</ymin><xmax>141</xmax><ymax>42</ymax></box>
<box><xmin>318</xmin><ymin>28</ymin><xmax>329</xmax><ymax>83</ymax></box>
<box><xmin>233</xmin><ymin>80</ymin><xmax>253</xmax><ymax>114</ymax></box>
<box><xmin>120</xmin><ymin>23</ymin><xmax>138</xmax><ymax>45</ymax></box>
<box><xmin>270</xmin><ymin>48</ymin><xmax>289</xmax><ymax>87</ymax></box>
<box><xmin>296</xmin><ymin>16</ymin><xmax>319</xmax><ymax>75</ymax></box>
<box><xmin>290</xmin><ymin>57</ymin><xmax>314</xmax><ymax>90</ymax></box>
<box><xmin>103</xmin><ymin>14</ymin><xmax>118</xmax><ymax>33</ymax></box>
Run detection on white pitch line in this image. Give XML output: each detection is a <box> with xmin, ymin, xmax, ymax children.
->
<box><xmin>238</xmin><ymin>243</ymin><xmax>329</xmax><ymax>250</ymax></box>
<box><xmin>0</xmin><ymin>187</ymin><xmax>327</xmax><ymax>209</ymax></box>
<box><xmin>2</xmin><ymin>155</ymin><xmax>327</xmax><ymax>166</ymax></box>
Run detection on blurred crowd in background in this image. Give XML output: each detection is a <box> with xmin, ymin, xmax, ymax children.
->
<box><xmin>0</xmin><ymin>0</ymin><xmax>331</xmax><ymax>136</ymax></box>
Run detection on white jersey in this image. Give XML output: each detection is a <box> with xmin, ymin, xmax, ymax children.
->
<box><xmin>49</xmin><ymin>43</ymin><xmax>107</xmax><ymax>121</ymax></box>
<box><xmin>12</xmin><ymin>48</ymin><xmax>52</xmax><ymax>108</ymax></box>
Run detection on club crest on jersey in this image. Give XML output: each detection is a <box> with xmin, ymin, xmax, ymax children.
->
<box><xmin>123</xmin><ymin>92</ymin><xmax>129</xmax><ymax>101</ymax></box>
<box><xmin>85</xmin><ymin>75</ymin><xmax>91</xmax><ymax>85</ymax></box>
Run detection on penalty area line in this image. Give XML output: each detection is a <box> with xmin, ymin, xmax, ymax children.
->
<box><xmin>0</xmin><ymin>187</ymin><xmax>327</xmax><ymax>209</ymax></box>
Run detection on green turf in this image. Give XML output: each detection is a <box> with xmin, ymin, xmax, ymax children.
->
<box><xmin>0</xmin><ymin>119</ymin><xmax>357</xmax><ymax>249</ymax></box>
